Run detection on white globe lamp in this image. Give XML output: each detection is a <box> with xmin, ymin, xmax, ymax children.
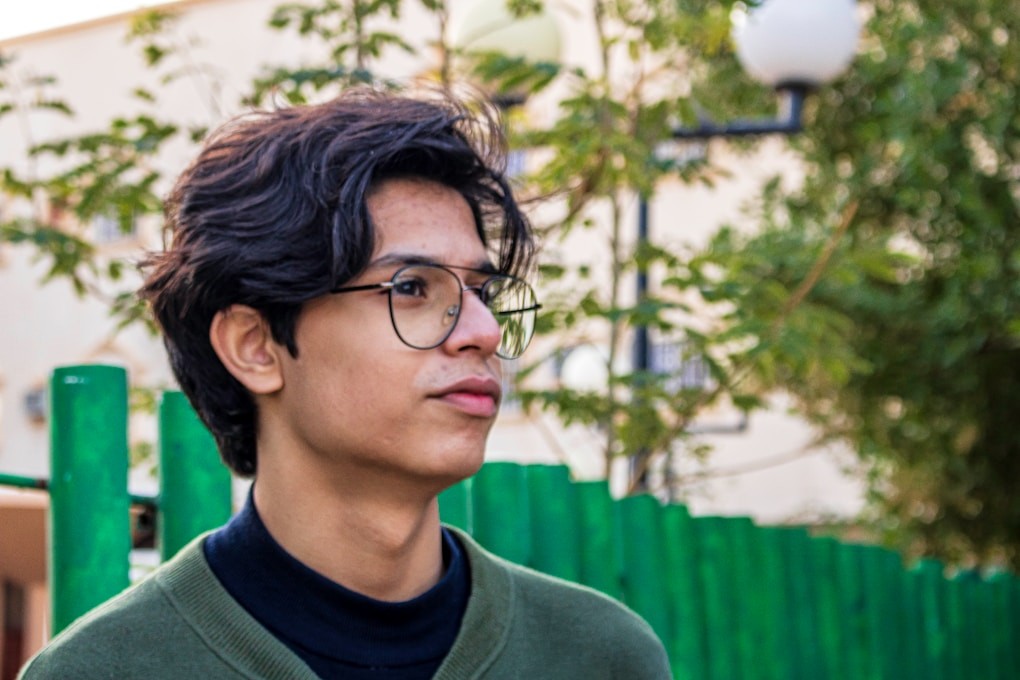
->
<box><xmin>731</xmin><ymin>0</ymin><xmax>860</xmax><ymax>88</ymax></box>
<box><xmin>451</xmin><ymin>0</ymin><xmax>562</xmax><ymax>64</ymax></box>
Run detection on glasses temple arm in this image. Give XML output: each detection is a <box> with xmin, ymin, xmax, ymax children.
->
<box><xmin>494</xmin><ymin>304</ymin><xmax>542</xmax><ymax>316</ymax></box>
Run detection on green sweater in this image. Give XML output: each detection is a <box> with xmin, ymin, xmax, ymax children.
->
<box><xmin>19</xmin><ymin>528</ymin><xmax>671</xmax><ymax>679</ymax></box>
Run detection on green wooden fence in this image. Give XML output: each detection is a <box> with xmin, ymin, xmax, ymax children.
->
<box><xmin>0</xmin><ymin>365</ymin><xmax>232</xmax><ymax>634</ymax></box>
<box><xmin>441</xmin><ymin>462</ymin><xmax>1020</xmax><ymax>680</ymax></box>
<box><xmin>3</xmin><ymin>364</ymin><xmax>1018</xmax><ymax>677</ymax></box>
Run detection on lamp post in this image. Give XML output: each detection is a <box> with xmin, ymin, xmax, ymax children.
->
<box><xmin>630</xmin><ymin>0</ymin><xmax>860</xmax><ymax>490</ymax></box>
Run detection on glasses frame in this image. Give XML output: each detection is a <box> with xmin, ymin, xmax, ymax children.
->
<box><xmin>331</xmin><ymin>263</ymin><xmax>541</xmax><ymax>359</ymax></box>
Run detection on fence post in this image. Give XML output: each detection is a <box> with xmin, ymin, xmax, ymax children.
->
<box><xmin>574</xmin><ymin>479</ymin><xmax>620</xmax><ymax>598</ymax></box>
<box><xmin>809</xmin><ymin>536</ymin><xmax>844</xmax><ymax>680</ymax></box>
<box><xmin>779</xmin><ymin>527</ymin><xmax>823</xmax><ymax>679</ymax></box>
<box><xmin>49</xmin><ymin>364</ymin><xmax>130</xmax><ymax>634</ymax></box>
<box><xmin>662</xmin><ymin>503</ymin><xmax>707</xmax><ymax>680</ymax></box>
<box><xmin>727</xmin><ymin>517</ymin><xmax>783</xmax><ymax>680</ymax></box>
<box><xmin>616</xmin><ymin>494</ymin><xmax>672</xmax><ymax>646</ymax></box>
<box><xmin>158</xmin><ymin>391</ymin><xmax>232</xmax><ymax>561</ymax></box>
<box><xmin>912</xmin><ymin>558</ymin><xmax>947</xmax><ymax>678</ymax></box>
<box><xmin>471</xmin><ymin>462</ymin><xmax>530</xmax><ymax>565</ymax></box>
<box><xmin>526</xmin><ymin>465</ymin><xmax>579</xmax><ymax>581</ymax></box>
<box><xmin>695</xmin><ymin>516</ymin><xmax>740</xmax><ymax>680</ymax></box>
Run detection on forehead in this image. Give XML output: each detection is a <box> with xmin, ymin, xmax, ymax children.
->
<box><xmin>367</xmin><ymin>178</ymin><xmax>489</xmax><ymax>269</ymax></box>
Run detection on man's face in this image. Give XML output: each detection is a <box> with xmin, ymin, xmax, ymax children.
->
<box><xmin>264</xmin><ymin>177</ymin><xmax>503</xmax><ymax>494</ymax></box>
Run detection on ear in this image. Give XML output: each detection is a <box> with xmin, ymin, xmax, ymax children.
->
<box><xmin>209</xmin><ymin>305</ymin><xmax>285</xmax><ymax>395</ymax></box>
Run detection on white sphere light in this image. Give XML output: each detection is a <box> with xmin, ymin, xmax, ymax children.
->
<box><xmin>559</xmin><ymin>345</ymin><xmax>612</xmax><ymax>393</ymax></box>
<box><xmin>731</xmin><ymin>0</ymin><xmax>860</xmax><ymax>87</ymax></box>
<box><xmin>450</xmin><ymin>0</ymin><xmax>561</xmax><ymax>63</ymax></box>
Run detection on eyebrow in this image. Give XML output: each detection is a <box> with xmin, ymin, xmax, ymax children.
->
<box><xmin>367</xmin><ymin>252</ymin><xmax>499</xmax><ymax>275</ymax></box>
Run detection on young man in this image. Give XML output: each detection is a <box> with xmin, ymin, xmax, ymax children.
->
<box><xmin>20</xmin><ymin>90</ymin><xmax>671</xmax><ymax>679</ymax></box>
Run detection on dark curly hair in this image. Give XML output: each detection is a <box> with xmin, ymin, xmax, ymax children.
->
<box><xmin>140</xmin><ymin>88</ymin><xmax>534</xmax><ymax>476</ymax></box>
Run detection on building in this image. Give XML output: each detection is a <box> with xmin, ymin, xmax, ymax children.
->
<box><xmin>0</xmin><ymin>0</ymin><xmax>866</xmax><ymax>666</ymax></box>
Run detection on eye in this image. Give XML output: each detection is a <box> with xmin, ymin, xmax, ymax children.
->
<box><xmin>392</xmin><ymin>277</ymin><xmax>428</xmax><ymax>298</ymax></box>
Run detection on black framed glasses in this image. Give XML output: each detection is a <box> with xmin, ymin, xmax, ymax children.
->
<box><xmin>331</xmin><ymin>263</ymin><xmax>541</xmax><ymax>359</ymax></box>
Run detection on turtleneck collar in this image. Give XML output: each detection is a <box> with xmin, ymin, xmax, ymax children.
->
<box><xmin>203</xmin><ymin>492</ymin><xmax>470</xmax><ymax>679</ymax></box>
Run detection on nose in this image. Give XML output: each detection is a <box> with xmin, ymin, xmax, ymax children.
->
<box><xmin>442</xmin><ymin>289</ymin><xmax>502</xmax><ymax>357</ymax></box>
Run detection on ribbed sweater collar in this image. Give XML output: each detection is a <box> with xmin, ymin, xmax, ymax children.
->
<box><xmin>156</xmin><ymin>527</ymin><xmax>515</xmax><ymax>679</ymax></box>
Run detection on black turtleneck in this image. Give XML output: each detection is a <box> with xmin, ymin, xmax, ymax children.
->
<box><xmin>203</xmin><ymin>494</ymin><xmax>470</xmax><ymax>679</ymax></box>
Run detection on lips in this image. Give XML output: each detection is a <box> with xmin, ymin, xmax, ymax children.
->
<box><xmin>429</xmin><ymin>376</ymin><xmax>502</xmax><ymax>417</ymax></box>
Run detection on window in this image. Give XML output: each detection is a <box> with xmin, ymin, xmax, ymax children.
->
<box><xmin>651</xmin><ymin>340</ymin><xmax>712</xmax><ymax>392</ymax></box>
<box><xmin>90</xmin><ymin>213</ymin><xmax>137</xmax><ymax>245</ymax></box>
<box><xmin>22</xmin><ymin>385</ymin><xmax>46</xmax><ymax>426</ymax></box>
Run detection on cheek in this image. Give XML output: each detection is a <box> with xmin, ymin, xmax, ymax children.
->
<box><xmin>302</xmin><ymin>345</ymin><xmax>418</xmax><ymax>424</ymax></box>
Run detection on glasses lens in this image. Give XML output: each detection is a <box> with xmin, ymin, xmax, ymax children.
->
<box><xmin>485</xmin><ymin>277</ymin><xmax>538</xmax><ymax>359</ymax></box>
<box><xmin>389</xmin><ymin>265</ymin><xmax>462</xmax><ymax>349</ymax></box>
<box><xmin>387</xmin><ymin>265</ymin><xmax>538</xmax><ymax>358</ymax></box>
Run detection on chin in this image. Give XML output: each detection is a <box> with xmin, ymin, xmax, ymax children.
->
<box><xmin>421</xmin><ymin>442</ymin><xmax>486</xmax><ymax>488</ymax></box>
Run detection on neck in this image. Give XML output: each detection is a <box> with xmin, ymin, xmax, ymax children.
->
<box><xmin>252</xmin><ymin>455</ymin><xmax>445</xmax><ymax>602</ymax></box>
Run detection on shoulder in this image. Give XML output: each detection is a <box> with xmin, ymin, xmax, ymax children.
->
<box><xmin>450</xmin><ymin>528</ymin><xmax>671</xmax><ymax>679</ymax></box>
<box><xmin>18</xmin><ymin>540</ymin><xmax>243</xmax><ymax>679</ymax></box>
<box><xmin>505</xmin><ymin>558</ymin><xmax>669</xmax><ymax>672</ymax></box>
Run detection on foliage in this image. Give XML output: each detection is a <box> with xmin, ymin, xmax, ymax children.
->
<box><xmin>498</xmin><ymin>0</ymin><xmax>862</xmax><ymax>493</ymax></box>
<box><xmin>246</xmin><ymin>0</ymin><xmax>421</xmax><ymax>104</ymax></box>
<box><xmin>725</xmin><ymin>0</ymin><xmax>1020</xmax><ymax>567</ymax></box>
<box><xmin>0</xmin><ymin>10</ymin><xmax>217</xmax><ymax>327</ymax></box>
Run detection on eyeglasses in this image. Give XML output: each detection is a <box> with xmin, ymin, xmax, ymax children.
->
<box><xmin>331</xmin><ymin>263</ymin><xmax>540</xmax><ymax>359</ymax></box>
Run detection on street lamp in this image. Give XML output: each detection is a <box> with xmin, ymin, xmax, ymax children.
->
<box><xmin>449</xmin><ymin>0</ymin><xmax>561</xmax><ymax>108</ymax></box>
<box><xmin>632</xmin><ymin>0</ymin><xmax>860</xmax><ymax>489</ymax></box>
<box><xmin>453</xmin><ymin>0</ymin><xmax>860</xmax><ymax>491</ymax></box>
<box><xmin>636</xmin><ymin>0</ymin><xmax>861</xmax><ymax>353</ymax></box>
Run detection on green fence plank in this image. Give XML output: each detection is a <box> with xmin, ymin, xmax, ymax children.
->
<box><xmin>526</xmin><ymin>465</ymin><xmax>580</xmax><ymax>582</ymax></box>
<box><xmin>968</xmin><ymin>570</ymin><xmax>991</xmax><ymax>680</ymax></box>
<box><xmin>696</xmin><ymin>516</ymin><xmax>741</xmax><ymax>680</ymax></box>
<box><xmin>1007</xmin><ymin>574</ymin><xmax>1020</xmax><ymax>679</ymax></box>
<box><xmin>835</xmin><ymin>542</ymin><xmax>871</xmax><ymax>680</ymax></box>
<box><xmin>974</xmin><ymin>571</ymin><xmax>996</xmax><ymax>680</ymax></box>
<box><xmin>880</xmin><ymin>547</ymin><xmax>907</xmax><ymax>679</ymax></box>
<box><xmin>985</xmin><ymin>572</ymin><xmax>1008</xmax><ymax>680</ymax></box>
<box><xmin>438</xmin><ymin>478</ymin><xmax>472</xmax><ymax>532</ymax></box>
<box><xmin>944</xmin><ymin>571</ymin><xmax>967</xmax><ymax>680</ymax></box>
<box><xmin>810</xmin><ymin>536</ymin><xmax>844</xmax><ymax>680</ymax></box>
<box><xmin>885</xmin><ymin>550</ymin><xmax>909</xmax><ymax>676</ymax></box>
<box><xmin>756</xmin><ymin>527</ymin><xmax>797</xmax><ymax>680</ymax></box>
<box><xmin>726</xmin><ymin>517</ymin><xmax>778</xmax><ymax>680</ymax></box>
<box><xmin>49</xmin><ymin>364</ymin><xmax>131</xmax><ymax>634</ymax></box>
<box><xmin>661</xmin><ymin>504</ymin><xmax>708</xmax><ymax>680</ymax></box>
<box><xmin>616</xmin><ymin>494</ymin><xmax>672</xmax><ymax>647</ymax></box>
<box><xmin>471</xmin><ymin>462</ymin><xmax>530</xmax><ymax>565</ymax></box>
<box><xmin>158</xmin><ymin>391</ymin><xmax>232</xmax><ymax>561</ymax></box>
<box><xmin>779</xmin><ymin>527</ymin><xmax>824</xmax><ymax>679</ymax></box>
<box><xmin>859</xmin><ymin>544</ymin><xmax>903</xmax><ymax>680</ymax></box>
<box><xmin>959</xmin><ymin>571</ymin><xmax>990</xmax><ymax>680</ymax></box>
<box><xmin>574</xmin><ymin>479</ymin><xmax>620</xmax><ymax>599</ymax></box>
<box><xmin>1007</xmin><ymin>575</ymin><xmax>1020</xmax><ymax>679</ymax></box>
<box><xmin>913</xmin><ymin>559</ymin><xmax>948</xmax><ymax>679</ymax></box>
<box><xmin>900</xmin><ymin>561</ymin><xmax>925</xmax><ymax>680</ymax></box>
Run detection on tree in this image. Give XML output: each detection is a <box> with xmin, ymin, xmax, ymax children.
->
<box><xmin>711</xmin><ymin>0</ymin><xmax>1020</xmax><ymax>567</ymax></box>
<box><xmin>485</xmin><ymin>0</ymin><xmax>863</xmax><ymax>495</ymax></box>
